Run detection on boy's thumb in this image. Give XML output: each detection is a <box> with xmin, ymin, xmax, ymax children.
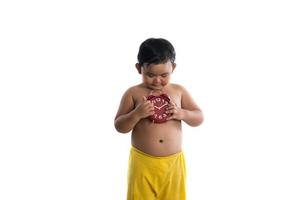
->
<box><xmin>143</xmin><ymin>96</ymin><xmax>147</xmax><ymax>101</ymax></box>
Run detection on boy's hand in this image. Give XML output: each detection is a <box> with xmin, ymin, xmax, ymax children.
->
<box><xmin>134</xmin><ymin>96</ymin><xmax>155</xmax><ymax>120</ymax></box>
<box><xmin>166</xmin><ymin>101</ymin><xmax>184</xmax><ymax>121</ymax></box>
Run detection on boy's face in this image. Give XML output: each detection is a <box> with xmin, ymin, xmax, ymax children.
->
<box><xmin>136</xmin><ymin>60</ymin><xmax>176</xmax><ymax>90</ymax></box>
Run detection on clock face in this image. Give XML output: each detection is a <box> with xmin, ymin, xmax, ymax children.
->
<box><xmin>147</xmin><ymin>94</ymin><xmax>171</xmax><ymax>123</ymax></box>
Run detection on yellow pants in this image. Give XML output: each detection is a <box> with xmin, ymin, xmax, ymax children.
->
<box><xmin>127</xmin><ymin>146</ymin><xmax>186</xmax><ymax>200</ymax></box>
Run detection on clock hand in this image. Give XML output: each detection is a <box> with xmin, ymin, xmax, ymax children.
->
<box><xmin>154</xmin><ymin>105</ymin><xmax>160</xmax><ymax>110</ymax></box>
<box><xmin>157</xmin><ymin>103</ymin><xmax>168</xmax><ymax>110</ymax></box>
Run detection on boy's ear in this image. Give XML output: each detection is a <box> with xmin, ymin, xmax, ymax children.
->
<box><xmin>135</xmin><ymin>63</ymin><xmax>142</xmax><ymax>74</ymax></box>
<box><xmin>172</xmin><ymin>63</ymin><xmax>177</xmax><ymax>72</ymax></box>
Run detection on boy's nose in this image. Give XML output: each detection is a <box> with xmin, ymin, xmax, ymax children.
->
<box><xmin>153</xmin><ymin>77</ymin><xmax>161</xmax><ymax>84</ymax></box>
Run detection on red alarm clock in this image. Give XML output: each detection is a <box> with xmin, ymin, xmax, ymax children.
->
<box><xmin>147</xmin><ymin>93</ymin><xmax>171</xmax><ymax>123</ymax></box>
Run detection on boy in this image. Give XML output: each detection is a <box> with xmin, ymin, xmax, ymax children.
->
<box><xmin>114</xmin><ymin>38</ymin><xmax>204</xmax><ymax>200</ymax></box>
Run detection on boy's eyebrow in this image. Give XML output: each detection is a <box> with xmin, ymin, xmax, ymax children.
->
<box><xmin>146</xmin><ymin>72</ymin><xmax>170</xmax><ymax>76</ymax></box>
<box><xmin>146</xmin><ymin>72</ymin><xmax>155</xmax><ymax>75</ymax></box>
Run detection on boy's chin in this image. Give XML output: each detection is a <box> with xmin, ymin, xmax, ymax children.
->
<box><xmin>148</xmin><ymin>85</ymin><xmax>165</xmax><ymax>90</ymax></box>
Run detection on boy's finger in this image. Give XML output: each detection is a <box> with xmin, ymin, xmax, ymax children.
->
<box><xmin>166</xmin><ymin>109</ymin><xmax>172</xmax><ymax>114</ymax></box>
<box><xmin>148</xmin><ymin>104</ymin><xmax>154</xmax><ymax>110</ymax></box>
<box><xmin>167</xmin><ymin>115</ymin><xmax>174</xmax><ymax>120</ymax></box>
<box><xmin>143</xmin><ymin>96</ymin><xmax>147</xmax><ymax>101</ymax></box>
<box><xmin>167</xmin><ymin>105</ymin><xmax>174</xmax><ymax>110</ymax></box>
<box><xmin>145</xmin><ymin>101</ymin><xmax>153</xmax><ymax>106</ymax></box>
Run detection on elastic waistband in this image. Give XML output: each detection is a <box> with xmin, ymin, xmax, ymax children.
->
<box><xmin>131</xmin><ymin>146</ymin><xmax>183</xmax><ymax>160</ymax></box>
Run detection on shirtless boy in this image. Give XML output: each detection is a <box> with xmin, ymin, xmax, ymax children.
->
<box><xmin>114</xmin><ymin>38</ymin><xmax>204</xmax><ymax>200</ymax></box>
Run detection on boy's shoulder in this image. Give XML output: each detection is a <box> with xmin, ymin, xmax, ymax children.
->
<box><xmin>168</xmin><ymin>83</ymin><xmax>187</xmax><ymax>94</ymax></box>
<box><xmin>122</xmin><ymin>84</ymin><xmax>148</xmax><ymax>100</ymax></box>
<box><xmin>124</xmin><ymin>84</ymin><xmax>145</xmax><ymax>94</ymax></box>
<box><xmin>169</xmin><ymin>83</ymin><xmax>184</xmax><ymax>90</ymax></box>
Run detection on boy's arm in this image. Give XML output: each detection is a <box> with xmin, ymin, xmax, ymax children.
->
<box><xmin>115</xmin><ymin>111</ymin><xmax>141</xmax><ymax>134</ymax></box>
<box><xmin>114</xmin><ymin>89</ymin><xmax>139</xmax><ymax>133</ymax></box>
<box><xmin>181</xmin><ymin>86</ymin><xmax>204</xmax><ymax>126</ymax></box>
<box><xmin>114</xmin><ymin>89</ymin><xmax>154</xmax><ymax>133</ymax></box>
<box><xmin>167</xmin><ymin>85</ymin><xmax>204</xmax><ymax>127</ymax></box>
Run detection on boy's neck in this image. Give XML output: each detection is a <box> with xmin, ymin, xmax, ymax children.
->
<box><xmin>140</xmin><ymin>83</ymin><xmax>171</xmax><ymax>92</ymax></box>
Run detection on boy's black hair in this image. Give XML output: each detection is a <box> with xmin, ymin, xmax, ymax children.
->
<box><xmin>137</xmin><ymin>38</ymin><xmax>176</xmax><ymax>66</ymax></box>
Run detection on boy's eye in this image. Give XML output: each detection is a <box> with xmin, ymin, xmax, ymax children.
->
<box><xmin>147</xmin><ymin>73</ymin><xmax>155</xmax><ymax>78</ymax></box>
<box><xmin>161</xmin><ymin>74</ymin><xmax>169</xmax><ymax>78</ymax></box>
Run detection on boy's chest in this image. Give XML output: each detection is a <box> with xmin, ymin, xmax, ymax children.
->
<box><xmin>133</xmin><ymin>91</ymin><xmax>181</xmax><ymax>108</ymax></box>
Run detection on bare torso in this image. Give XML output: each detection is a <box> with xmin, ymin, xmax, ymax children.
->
<box><xmin>131</xmin><ymin>84</ymin><xmax>183</xmax><ymax>156</ymax></box>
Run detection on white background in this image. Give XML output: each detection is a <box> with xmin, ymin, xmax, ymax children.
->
<box><xmin>1</xmin><ymin>0</ymin><xmax>299</xmax><ymax>199</ymax></box>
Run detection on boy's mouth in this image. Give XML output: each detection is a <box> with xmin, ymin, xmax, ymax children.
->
<box><xmin>150</xmin><ymin>85</ymin><xmax>164</xmax><ymax>90</ymax></box>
